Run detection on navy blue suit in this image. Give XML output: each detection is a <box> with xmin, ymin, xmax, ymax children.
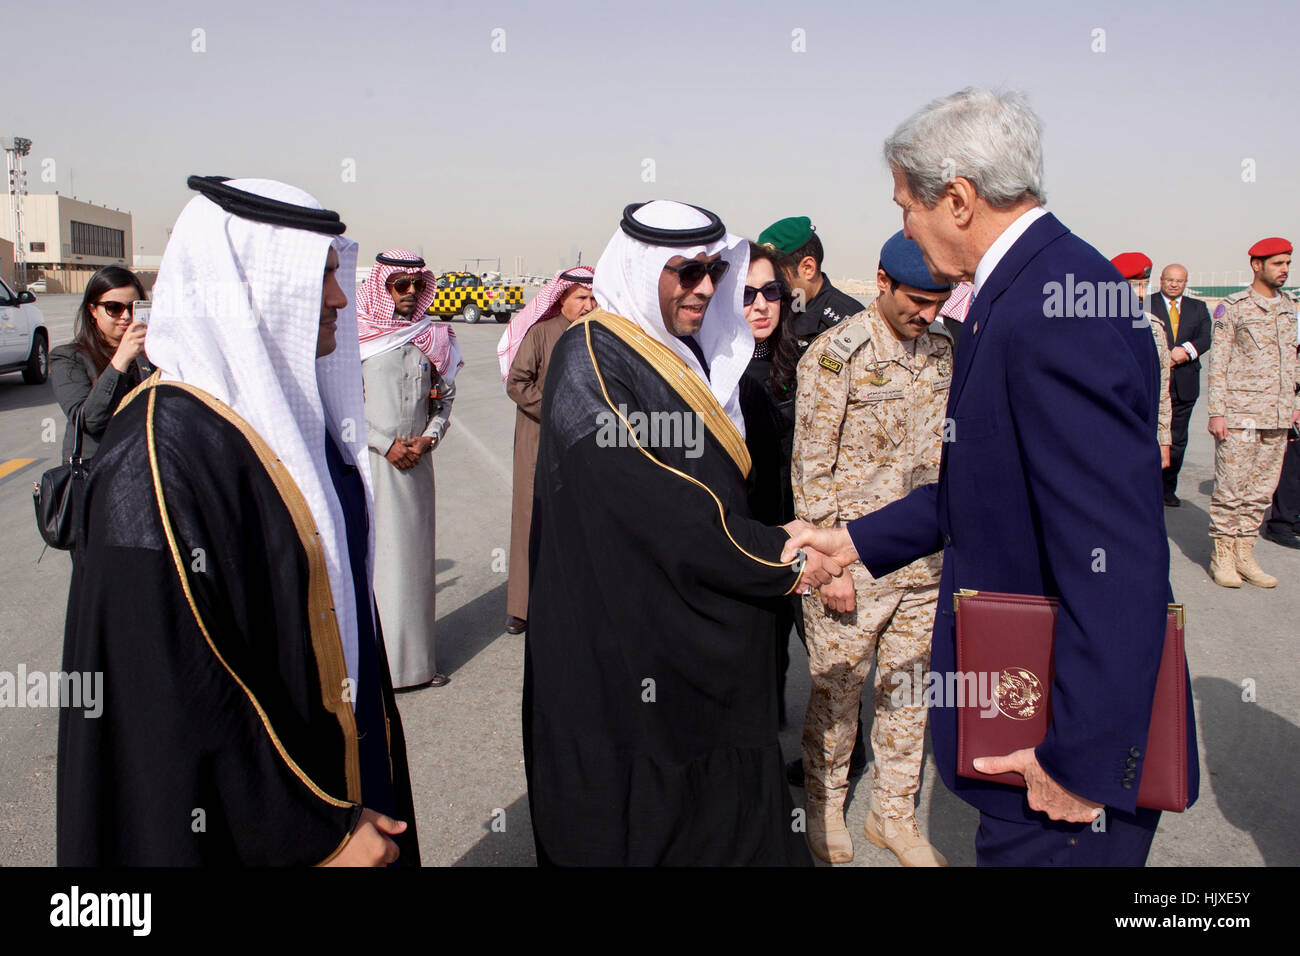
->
<box><xmin>846</xmin><ymin>213</ymin><xmax>1199</xmax><ymax>862</ymax></box>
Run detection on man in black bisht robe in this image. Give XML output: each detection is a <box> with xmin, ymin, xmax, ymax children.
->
<box><xmin>57</xmin><ymin>176</ymin><xmax>419</xmax><ymax>866</ymax></box>
<box><xmin>523</xmin><ymin>201</ymin><xmax>840</xmax><ymax>866</ymax></box>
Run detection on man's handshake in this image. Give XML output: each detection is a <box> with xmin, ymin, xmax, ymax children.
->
<box><xmin>781</xmin><ymin>521</ymin><xmax>863</xmax><ymax>598</ymax></box>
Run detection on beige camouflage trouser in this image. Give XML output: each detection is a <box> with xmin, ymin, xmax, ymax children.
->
<box><xmin>1210</xmin><ymin>428</ymin><xmax>1289</xmax><ymax>538</ymax></box>
<box><xmin>801</xmin><ymin>571</ymin><xmax>939</xmax><ymax>820</ymax></box>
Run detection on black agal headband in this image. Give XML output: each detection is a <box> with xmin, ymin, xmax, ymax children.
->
<box><xmin>620</xmin><ymin>202</ymin><xmax>725</xmax><ymax>246</ymax></box>
<box><xmin>559</xmin><ymin>269</ymin><xmax>593</xmax><ymax>283</ymax></box>
<box><xmin>376</xmin><ymin>252</ymin><xmax>426</xmax><ymax>268</ymax></box>
<box><xmin>186</xmin><ymin>175</ymin><xmax>347</xmax><ymax>235</ymax></box>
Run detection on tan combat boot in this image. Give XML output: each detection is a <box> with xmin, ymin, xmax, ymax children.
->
<box><xmin>805</xmin><ymin>799</ymin><xmax>853</xmax><ymax>864</ymax></box>
<box><xmin>1210</xmin><ymin>537</ymin><xmax>1242</xmax><ymax>588</ymax></box>
<box><xmin>863</xmin><ymin>804</ymin><xmax>948</xmax><ymax>867</ymax></box>
<box><xmin>1234</xmin><ymin>537</ymin><xmax>1277</xmax><ymax>588</ymax></box>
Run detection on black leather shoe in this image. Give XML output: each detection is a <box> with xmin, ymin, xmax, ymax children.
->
<box><xmin>1261</xmin><ymin>526</ymin><xmax>1300</xmax><ymax>549</ymax></box>
<box><xmin>505</xmin><ymin>616</ymin><xmax>527</xmax><ymax>635</ymax></box>
<box><xmin>1163</xmin><ymin>493</ymin><xmax>1181</xmax><ymax>508</ymax></box>
<box><xmin>428</xmin><ymin>673</ymin><xmax>450</xmax><ymax>687</ymax></box>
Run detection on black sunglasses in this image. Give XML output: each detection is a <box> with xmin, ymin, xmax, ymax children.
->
<box><xmin>94</xmin><ymin>300</ymin><xmax>136</xmax><ymax>319</ymax></box>
<box><xmin>388</xmin><ymin>276</ymin><xmax>427</xmax><ymax>295</ymax></box>
<box><xmin>662</xmin><ymin>259</ymin><xmax>730</xmax><ymax>288</ymax></box>
<box><xmin>742</xmin><ymin>281</ymin><xmax>784</xmax><ymax>307</ymax></box>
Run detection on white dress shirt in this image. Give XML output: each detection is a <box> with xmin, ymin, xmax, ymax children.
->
<box><xmin>971</xmin><ymin>206</ymin><xmax>1048</xmax><ymax>301</ymax></box>
<box><xmin>1163</xmin><ymin>295</ymin><xmax>1198</xmax><ymax>360</ymax></box>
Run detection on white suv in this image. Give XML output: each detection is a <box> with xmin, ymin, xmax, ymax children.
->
<box><xmin>0</xmin><ymin>277</ymin><xmax>49</xmax><ymax>384</ymax></box>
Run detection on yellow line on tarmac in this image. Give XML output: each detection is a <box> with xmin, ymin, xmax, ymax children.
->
<box><xmin>0</xmin><ymin>458</ymin><xmax>38</xmax><ymax>479</ymax></box>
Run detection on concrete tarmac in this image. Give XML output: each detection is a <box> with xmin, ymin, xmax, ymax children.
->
<box><xmin>0</xmin><ymin>294</ymin><xmax>1295</xmax><ymax>866</ymax></box>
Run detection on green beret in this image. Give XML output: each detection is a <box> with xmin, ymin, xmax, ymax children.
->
<box><xmin>757</xmin><ymin>216</ymin><xmax>814</xmax><ymax>254</ymax></box>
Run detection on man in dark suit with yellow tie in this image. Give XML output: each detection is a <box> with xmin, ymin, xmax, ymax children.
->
<box><xmin>1148</xmin><ymin>264</ymin><xmax>1212</xmax><ymax>506</ymax></box>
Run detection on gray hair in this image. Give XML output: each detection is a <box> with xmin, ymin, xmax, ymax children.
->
<box><xmin>883</xmin><ymin>88</ymin><xmax>1046</xmax><ymax>209</ymax></box>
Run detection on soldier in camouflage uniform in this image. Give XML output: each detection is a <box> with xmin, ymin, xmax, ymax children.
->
<box><xmin>1112</xmin><ymin>252</ymin><xmax>1173</xmax><ymax>465</ymax></box>
<box><xmin>792</xmin><ymin>232</ymin><xmax>952</xmax><ymax>866</ymax></box>
<box><xmin>757</xmin><ymin>216</ymin><xmax>865</xmax><ymax>356</ymax></box>
<box><xmin>1207</xmin><ymin>237</ymin><xmax>1299</xmax><ymax>588</ymax></box>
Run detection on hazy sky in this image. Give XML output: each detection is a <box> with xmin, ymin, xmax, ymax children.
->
<box><xmin>13</xmin><ymin>0</ymin><xmax>1297</xmax><ymax>284</ymax></box>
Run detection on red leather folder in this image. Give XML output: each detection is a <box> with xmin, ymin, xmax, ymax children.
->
<box><xmin>953</xmin><ymin>590</ymin><xmax>1188</xmax><ymax>812</ymax></box>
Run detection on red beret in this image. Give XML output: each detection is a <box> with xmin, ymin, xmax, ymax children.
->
<box><xmin>1110</xmin><ymin>252</ymin><xmax>1152</xmax><ymax>281</ymax></box>
<box><xmin>1248</xmin><ymin>237</ymin><xmax>1292</xmax><ymax>259</ymax></box>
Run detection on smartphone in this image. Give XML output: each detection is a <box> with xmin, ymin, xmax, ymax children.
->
<box><xmin>133</xmin><ymin>300</ymin><xmax>151</xmax><ymax>326</ymax></box>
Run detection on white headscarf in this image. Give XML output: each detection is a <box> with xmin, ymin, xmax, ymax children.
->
<box><xmin>147</xmin><ymin>178</ymin><xmax>372</xmax><ymax>687</ymax></box>
<box><xmin>593</xmin><ymin>201</ymin><xmax>752</xmax><ymax>433</ymax></box>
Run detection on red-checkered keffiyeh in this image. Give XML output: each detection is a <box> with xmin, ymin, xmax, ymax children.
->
<box><xmin>356</xmin><ymin>248</ymin><xmax>460</xmax><ymax>376</ymax></box>
<box><xmin>496</xmin><ymin>265</ymin><xmax>594</xmax><ymax>381</ymax></box>
<box><xmin>939</xmin><ymin>280</ymin><xmax>973</xmax><ymax>322</ymax></box>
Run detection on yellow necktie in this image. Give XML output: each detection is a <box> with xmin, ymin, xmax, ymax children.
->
<box><xmin>1168</xmin><ymin>299</ymin><xmax>1179</xmax><ymax>340</ymax></box>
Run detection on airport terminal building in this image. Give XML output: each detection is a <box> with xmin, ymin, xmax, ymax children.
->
<box><xmin>0</xmin><ymin>194</ymin><xmax>133</xmax><ymax>294</ymax></box>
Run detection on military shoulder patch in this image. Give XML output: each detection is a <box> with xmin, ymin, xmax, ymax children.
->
<box><xmin>1213</xmin><ymin>303</ymin><xmax>1226</xmax><ymax>319</ymax></box>
<box><xmin>824</xmin><ymin>322</ymin><xmax>871</xmax><ymax>362</ymax></box>
<box><xmin>818</xmin><ymin>354</ymin><xmax>844</xmax><ymax>374</ymax></box>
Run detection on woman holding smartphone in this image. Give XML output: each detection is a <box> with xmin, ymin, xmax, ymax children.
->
<box><xmin>49</xmin><ymin>266</ymin><xmax>150</xmax><ymax>465</ymax></box>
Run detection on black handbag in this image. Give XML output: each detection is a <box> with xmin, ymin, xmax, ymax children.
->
<box><xmin>33</xmin><ymin>407</ymin><xmax>89</xmax><ymax>551</ymax></box>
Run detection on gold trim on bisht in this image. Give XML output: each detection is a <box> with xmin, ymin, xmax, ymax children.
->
<box><xmin>578</xmin><ymin>309</ymin><xmax>752</xmax><ymax>477</ymax></box>
<box><xmin>580</xmin><ymin>317</ymin><xmax>799</xmax><ymax>590</ymax></box>
<box><xmin>139</xmin><ymin>373</ymin><xmax>361</xmax><ymax>807</ymax></box>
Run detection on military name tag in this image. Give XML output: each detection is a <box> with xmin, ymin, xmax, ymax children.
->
<box><xmin>819</xmin><ymin>354</ymin><xmax>843</xmax><ymax>374</ymax></box>
<box><xmin>859</xmin><ymin>386</ymin><xmax>905</xmax><ymax>403</ymax></box>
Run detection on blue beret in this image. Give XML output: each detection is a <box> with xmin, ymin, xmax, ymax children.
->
<box><xmin>880</xmin><ymin>231</ymin><xmax>950</xmax><ymax>292</ymax></box>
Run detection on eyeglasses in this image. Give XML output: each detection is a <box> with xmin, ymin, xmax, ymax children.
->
<box><xmin>387</xmin><ymin>276</ymin><xmax>427</xmax><ymax>295</ymax></box>
<box><xmin>94</xmin><ymin>300</ymin><xmax>136</xmax><ymax>319</ymax></box>
<box><xmin>662</xmin><ymin>259</ymin><xmax>730</xmax><ymax>288</ymax></box>
<box><xmin>743</xmin><ymin>281</ymin><xmax>784</xmax><ymax>307</ymax></box>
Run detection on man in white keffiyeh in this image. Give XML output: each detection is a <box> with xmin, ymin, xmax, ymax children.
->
<box><xmin>58</xmin><ymin>176</ymin><xmax>420</xmax><ymax>868</ymax></box>
<box><xmin>357</xmin><ymin>249</ymin><xmax>458</xmax><ymax>689</ymax></box>
<box><xmin>521</xmin><ymin>200</ymin><xmax>842</xmax><ymax>866</ymax></box>
<box><xmin>592</xmin><ymin>201</ymin><xmax>755</xmax><ymax>433</ymax></box>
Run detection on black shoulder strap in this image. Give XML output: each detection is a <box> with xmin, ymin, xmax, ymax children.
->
<box><xmin>69</xmin><ymin>404</ymin><xmax>87</xmax><ymax>463</ymax></box>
